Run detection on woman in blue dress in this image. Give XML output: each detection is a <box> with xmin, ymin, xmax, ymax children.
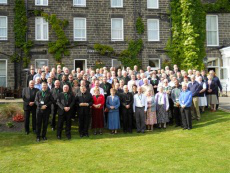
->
<box><xmin>106</xmin><ymin>88</ymin><xmax>120</xmax><ymax>134</ymax></box>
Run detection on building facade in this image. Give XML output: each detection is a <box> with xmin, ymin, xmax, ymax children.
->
<box><xmin>0</xmin><ymin>0</ymin><xmax>230</xmax><ymax>91</ymax></box>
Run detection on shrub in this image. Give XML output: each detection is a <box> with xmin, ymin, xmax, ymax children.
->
<box><xmin>6</xmin><ymin>122</ymin><xmax>14</xmax><ymax>128</ymax></box>
<box><xmin>0</xmin><ymin>104</ymin><xmax>24</xmax><ymax>120</ymax></box>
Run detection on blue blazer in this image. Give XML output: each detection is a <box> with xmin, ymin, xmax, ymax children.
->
<box><xmin>106</xmin><ymin>95</ymin><xmax>120</xmax><ymax>112</ymax></box>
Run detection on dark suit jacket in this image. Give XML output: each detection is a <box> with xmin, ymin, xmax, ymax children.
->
<box><xmin>100</xmin><ymin>82</ymin><xmax>112</xmax><ymax>96</ymax></box>
<box><xmin>75</xmin><ymin>92</ymin><xmax>93</xmax><ymax>115</ymax></box>
<box><xmin>35</xmin><ymin>90</ymin><xmax>53</xmax><ymax>114</ymax></box>
<box><xmin>50</xmin><ymin>87</ymin><xmax>63</xmax><ymax>104</ymax></box>
<box><xmin>56</xmin><ymin>92</ymin><xmax>75</xmax><ymax>115</ymax></box>
<box><xmin>27</xmin><ymin>73</ymin><xmax>36</xmax><ymax>86</ymax></box>
<box><xmin>22</xmin><ymin>87</ymin><xmax>39</xmax><ymax>111</ymax></box>
<box><xmin>60</xmin><ymin>81</ymin><xmax>72</xmax><ymax>92</ymax></box>
<box><xmin>206</xmin><ymin>81</ymin><xmax>218</xmax><ymax>95</ymax></box>
<box><xmin>120</xmin><ymin>92</ymin><xmax>133</xmax><ymax>109</ymax></box>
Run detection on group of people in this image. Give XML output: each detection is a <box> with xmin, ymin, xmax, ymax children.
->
<box><xmin>23</xmin><ymin>64</ymin><xmax>222</xmax><ymax>142</ymax></box>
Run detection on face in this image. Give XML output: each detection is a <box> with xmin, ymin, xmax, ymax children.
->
<box><xmin>175</xmin><ymin>81</ymin><xmax>179</xmax><ymax>87</ymax></box>
<box><xmin>115</xmin><ymin>83</ymin><xmax>120</xmax><ymax>89</ymax></box>
<box><xmin>80</xmin><ymin>87</ymin><xmax>86</xmax><ymax>93</ymax></box>
<box><xmin>182</xmin><ymin>85</ymin><xmax>187</xmax><ymax>91</ymax></box>
<box><xmin>55</xmin><ymin>81</ymin><xmax>60</xmax><ymax>88</ymax></box>
<box><xmin>95</xmin><ymin>81</ymin><xmax>99</xmax><ymax>87</ymax></box>
<box><xmin>137</xmin><ymin>87</ymin><xmax>142</xmax><ymax>93</ymax></box>
<box><xmin>103</xmin><ymin>77</ymin><xmax>107</xmax><ymax>83</ymax></box>
<box><xmin>147</xmin><ymin>90</ymin><xmax>152</xmax><ymax>96</ymax></box>
<box><xmin>159</xmin><ymin>86</ymin><xmax>163</xmax><ymax>92</ymax></box>
<box><xmin>132</xmin><ymin>86</ymin><xmax>137</xmax><ymax>92</ymax></box>
<box><xmin>29</xmin><ymin>81</ymin><xmax>35</xmax><ymax>88</ymax></box>
<box><xmin>63</xmin><ymin>85</ymin><xmax>69</xmax><ymax>93</ymax></box>
<box><xmin>111</xmin><ymin>90</ymin><xmax>115</xmax><ymax>96</ymax></box>
<box><xmin>94</xmin><ymin>89</ymin><xmax>100</xmax><ymax>95</ymax></box>
<box><xmin>42</xmin><ymin>83</ymin><xmax>47</xmax><ymax>90</ymax></box>
<box><xmin>124</xmin><ymin>86</ymin><xmax>128</xmax><ymax>93</ymax></box>
<box><xmin>30</xmin><ymin>69</ymin><xmax>35</xmax><ymax>74</ymax></box>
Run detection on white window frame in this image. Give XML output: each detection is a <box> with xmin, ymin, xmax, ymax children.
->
<box><xmin>149</xmin><ymin>58</ymin><xmax>161</xmax><ymax>70</ymax></box>
<box><xmin>73</xmin><ymin>0</ymin><xmax>86</xmax><ymax>7</ymax></box>
<box><xmin>147</xmin><ymin>0</ymin><xmax>159</xmax><ymax>9</ymax></box>
<box><xmin>0</xmin><ymin>0</ymin><xmax>7</xmax><ymax>4</ymax></box>
<box><xmin>74</xmin><ymin>59</ymin><xmax>87</xmax><ymax>71</ymax></box>
<box><xmin>35</xmin><ymin>17</ymin><xmax>49</xmax><ymax>41</ymax></box>
<box><xmin>206</xmin><ymin>15</ymin><xmax>219</xmax><ymax>47</ymax></box>
<box><xmin>0</xmin><ymin>59</ymin><xmax>7</xmax><ymax>87</ymax></box>
<box><xmin>35</xmin><ymin>59</ymin><xmax>49</xmax><ymax>70</ymax></box>
<box><xmin>147</xmin><ymin>19</ymin><xmax>160</xmax><ymax>41</ymax></box>
<box><xmin>35</xmin><ymin>0</ymin><xmax>48</xmax><ymax>6</ymax></box>
<box><xmin>112</xmin><ymin>59</ymin><xmax>122</xmax><ymax>67</ymax></box>
<box><xmin>111</xmin><ymin>0</ymin><xmax>123</xmax><ymax>8</ymax></box>
<box><xmin>111</xmin><ymin>18</ymin><xmax>124</xmax><ymax>41</ymax></box>
<box><xmin>0</xmin><ymin>16</ymin><xmax>7</xmax><ymax>40</ymax></box>
<box><xmin>73</xmin><ymin>17</ymin><xmax>87</xmax><ymax>41</ymax></box>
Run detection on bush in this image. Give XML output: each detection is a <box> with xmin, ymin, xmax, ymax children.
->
<box><xmin>0</xmin><ymin>104</ymin><xmax>24</xmax><ymax>120</ymax></box>
<box><xmin>6</xmin><ymin>122</ymin><xmax>14</xmax><ymax>128</ymax></box>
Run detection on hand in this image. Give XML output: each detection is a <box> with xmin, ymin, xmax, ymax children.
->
<box><xmin>110</xmin><ymin>106</ymin><xmax>114</xmax><ymax>109</ymax></box>
<box><xmin>41</xmin><ymin>105</ymin><xmax>47</xmax><ymax>110</ymax></box>
<box><xmin>29</xmin><ymin>102</ymin><xmax>34</xmax><ymax>106</ymax></box>
<box><xmin>79</xmin><ymin>103</ymin><xmax>84</xmax><ymax>106</ymax></box>
<box><xmin>126</xmin><ymin>105</ymin><xmax>130</xmax><ymax>109</ymax></box>
<box><xmin>176</xmin><ymin>103</ymin><xmax>180</xmax><ymax>107</ymax></box>
<box><xmin>182</xmin><ymin>105</ymin><xmax>185</xmax><ymax>108</ymax></box>
<box><xmin>154</xmin><ymin>85</ymin><xmax>157</xmax><ymax>88</ymax></box>
<box><xmin>64</xmin><ymin>107</ymin><xmax>70</xmax><ymax>112</ymax></box>
<box><xmin>144</xmin><ymin>111</ymin><xmax>147</xmax><ymax>114</ymax></box>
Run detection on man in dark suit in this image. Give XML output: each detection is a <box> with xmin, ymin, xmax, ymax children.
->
<box><xmin>100</xmin><ymin>76</ymin><xmax>112</xmax><ymax>100</ymax></box>
<box><xmin>60</xmin><ymin>75</ymin><xmax>72</xmax><ymax>92</ymax></box>
<box><xmin>26</xmin><ymin>68</ymin><xmax>36</xmax><ymax>87</ymax></box>
<box><xmin>75</xmin><ymin>86</ymin><xmax>93</xmax><ymax>137</ymax></box>
<box><xmin>50</xmin><ymin>80</ymin><xmax>63</xmax><ymax>131</ymax></box>
<box><xmin>22</xmin><ymin>80</ymin><xmax>39</xmax><ymax>135</ymax></box>
<box><xmin>35</xmin><ymin>82</ymin><xmax>53</xmax><ymax>142</ymax></box>
<box><xmin>120</xmin><ymin>85</ymin><xmax>133</xmax><ymax>133</ymax></box>
<box><xmin>56</xmin><ymin>85</ymin><xmax>75</xmax><ymax>140</ymax></box>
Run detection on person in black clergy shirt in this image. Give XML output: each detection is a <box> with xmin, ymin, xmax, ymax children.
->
<box><xmin>120</xmin><ymin>85</ymin><xmax>134</xmax><ymax>133</ymax></box>
<box><xmin>75</xmin><ymin>86</ymin><xmax>93</xmax><ymax>137</ymax></box>
<box><xmin>100</xmin><ymin>76</ymin><xmax>112</xmax><ymax>100</ymax></box>
<box><xmin>60</xmin><ymin>75</ymin><xmax>72</xmax><ymax>92</ymax></box>
<box><xmin>82</xmin><ymin>74</ymin><xmax>90</xmax><ymax>89</ymax></box>
<box><xmin>50</xmin><ymin>80</ymin><xmax>63</xmax><ymax>131</ymax></box>
<box><xmin>121</xmin><ymin>71</ymin><xmax>130</xmax><ymax>85</ymax></box>
<box><xmin>22</xmin><ymin>80</ymin><xmax>39</xmax><ymax>135</ymax></box>
<box><xmin>35</xmin><ymin>82</ymin><xmax>53</xmax><ymax>142</ymax></box>
<box><xmin>27</xmin><ymin>68</ymin><xmax>36</xmax><ymax>87</ymax></box>
<box><xmin>56</xmin><ymin>85</ymin><xmax>75</xmax><ymax>140</ymax></box>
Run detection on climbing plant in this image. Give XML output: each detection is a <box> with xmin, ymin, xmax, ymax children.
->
<box><xmin>94</xmin><ymin>44</ymin><xmax>115</xmax><ymax>56</ymax></box>
<box><xmin>12</xmin><ymin>0</ymin><xmax>33</xmax><ymax>67</ymax></box>
<box><xmin>203</xmin><ymin>0</ymin><xmax>230</xmax><ymax>13</ymax></box>
<box><xmin>136</xmin><ymin>17</ymin><xmax>145</xmax><ymax>35</ymax></box>
<box><xmin>41</xmin><ymin>13</ymin><xmax>70</xmax><ymax>63</ymax></box>
<box><xmin>166</xmin><ymin>0</ymin><xmax>206</xmax><ymax>70</ymax></box>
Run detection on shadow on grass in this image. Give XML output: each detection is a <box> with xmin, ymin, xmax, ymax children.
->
<box><xmin>0</xmin><ymin>110</ymin><xmax>229</xmax><ymax>150</ymax></box>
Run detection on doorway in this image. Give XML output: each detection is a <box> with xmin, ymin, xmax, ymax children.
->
<box><xmin>74</xmin><ymin>59</ymin><xmax>87</xmax><ymax>71</ymax></box>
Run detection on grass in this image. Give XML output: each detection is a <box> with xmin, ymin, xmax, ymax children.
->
<box><xmin>0</xmin><ymin>110</ymin><xmax>230</xmax><ymax>173</ymax></box>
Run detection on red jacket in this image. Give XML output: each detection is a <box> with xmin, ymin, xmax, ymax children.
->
<box><xmin>92</xmin><ymin>95</ymin><xmax>105</xmax><ymax>109</ymax></box>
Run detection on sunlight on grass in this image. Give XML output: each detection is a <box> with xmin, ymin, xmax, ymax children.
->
<box><xmin>0</xmin><ymin>110</ymin><xmax>230</xmax><ymax>172</ymax></box>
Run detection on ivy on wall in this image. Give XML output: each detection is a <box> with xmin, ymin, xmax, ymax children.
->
<box><xmin>94</xmin><ymin>44</ymin><xmax>115</xmax><ymax>56</ymax></box>
<box><xmin>203</xmin><ymin>0</ymin><xmax>230</xmax><ymax>13</ymax></box>
<box><xmin>166</xmin><ymin>0</ymin><xmax>206</xmax><ymax>70</ymax></box>
<box><xmin>136</xmin><ymin>17</ymin><xmax>145</xmax><ymax>35</ymax></box>
<box><xmin>41</xmin><ymin>13</ymin><xmax>70</xmax><ymax>63</ymax></box>
<box><xmin>11</xmin><ymin>0</ymin><xmax>33</xmax><ymax>67</ymax></box>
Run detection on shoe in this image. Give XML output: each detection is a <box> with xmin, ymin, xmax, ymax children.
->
<box><xmin>52</xmin><ymin>128</ymin><xmax>55</xmax><ymax>131</ymax></box>
<box><xmin>43</xmin><ymin>137</ymin><xmax>47</xmax><ymax>140</ymax></box>
<box><xmin>57</xmin><ymin>136</ymin><xmax>61</xmax><ymax>140</ymax></box>
<box><xmin>141</xmin><ymin>131</ymin><xmax>145</xmax><ymax>133</ymax></box>
<box><xmin>188</xmin><ymin>128</ymin><xmax>191</xmax><ymax>130</ymax></box>
<box><xmin>99</xmin><ymin>132</ymin><xmax>103</xmax><ymax>135</ymax></box>
<box><xmin>85</xmin><ymin>134</ymin><xmax>89</xmax><ymax>137</ymax></box>
<box><xmin>80</xmin><ymin>134</ymin><xmax>84</xmax><ymax>138</ymax></box>
<box><xmin>33</xmin><ymin>130</ymin><xmax>36</xmax><ymax>134</ymax></box>
<box><xmin>183</xmin><ymin>128</ymin><xmax>187</xmax><ymax>130</ymax></box>
<box><xmin>137</xmin><ymin>131</ymin><xmax>141</xmax><ymax>133</ymax></box>
<box><xmin>36</xmin><ymin>137</ymin><xmax>40</xmax><ymax>142</ymax></box>
<box><xmin>25</xmin><ymin>131</ymin><xmax>29</xmax><ymax>135</ymax></box>
<box><xmin>94</xmin><ymin>132</ymin><xmax>97</xmax><ymax>135</ymax></box>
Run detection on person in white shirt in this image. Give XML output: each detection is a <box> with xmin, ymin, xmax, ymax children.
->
<box><xmin>127</xmin><ymin>74</ymin><xmax>137</xmax><ymax>92</ymax></box>
<box><xmin>90</xmin><ymin>80</ymin><xmax>104</xmax><ymax>96</ymax></box>
<box><xmin>141</xmin><ymin>78</ymin><xmax>153</xmax><ymax>95</ymax></box>
<box><xmin>133</xmin><ymin>87</ymin><xmax>148</xmax><ymax>133</ymax></box>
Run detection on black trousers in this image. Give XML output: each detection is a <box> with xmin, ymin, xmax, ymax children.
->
<box><xmin>180</xmin><ymin>107</ymin><xmax>192</xmax><ymax>129</ymax></box>
<box><xmin>174</xmin><ymin>107</ymin><xmax>181</xmax><ymax>126</ymax></box>
<box><xmin>169</xmin><ymin>98</ymin><xmax>174</xmax><ymax>124</ymax></box>
<box><xmin>122</xmin><ymin>108</ymin><xmax>132</xmax><ymax>133</ymax></box>
<box><xmin>36</xmin><ymin>110</ymin><xmax>50</xmax><ymax>138</ymax></box>
<box><xmin>78</xmin><ymin>110</ymin><xmax>90</xmax><ymax>135</ymax></box>
<box><xmin>51</xmin><ymin>104</ymin><xmax>58</xmax><ymax>129</ymax></box>
<box><xmin>57</xmin><ymin>112</ymin><xmax>72</xmax><ymax>138</ymax></box>
<box><xmin>24</xmin><ymin>108</ymin><xmax>36</xmax><ymax>132</ymax></box>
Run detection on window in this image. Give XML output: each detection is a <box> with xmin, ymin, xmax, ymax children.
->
<box><xmin>74</xmin><ymin>18</ymin><xmax>87</xmax><ymax>41</ymax></box>
<box><xmin>0</xmin><ymin>60</ymin><xmax>7</xmax><ymax>87</ymax></box>
<box><xmin>0</xmin><ymin>16</ymin><xmax>7</xmax><ymax>40</ymax></box>
<box><xmin>35</xmin><ymin>17</ymin><xmax>49</xmax><ymax>41</ymax></box>
<box><xmin>0</xmin><ymin>0</ymin><xmax>7</xmax><ymax>4</ymax></box>
<box><xmin>35</xmin><ymin>0</ymin><xmax>48</xmax><ymax>6</ymax></box>
<box><xmin>73</xmin><ymin>0</ymin><xmax>86</xmax><ymax>7</ymax></box>
<box><xmin>111</xmin><ymin>18</ymin><xmax>124</xmax><ymax>41</ymax></box>
<box><xmin>111</xmin><ymin>0</ymin><xmax>123</xmax><ymax>8</ymax></box>
<box><xmin>112</xmin><ymin>59</ymin><xmax>122</xmax><ymax>68</ymax></box>
<box><xmin>147</xmin><ymin>19</ymin><xmax>159</xmax><ymax>41</ymax></box>
<box><xmin>206</xmin><ymin>15</ymin><xmax>219</xmax><ymax>46</ymax></box>
<box><xmin>220</xmin><ymin>68</ymin><xmax>228</xmax><ymax>80</ymax></box>
<box><xmin>147</xmin><ymin>0</ymin><xmax>159</xmax><ymax>9</ymax></box>
<box><xmin>35</xmin><ymin>59</ymin><xmax>48</xmax><ymax>70</ymax></box>
<box><xmin>149</xmin><ymin>58</ymin><xmax>160</xmax><ymax>70</ymax></box>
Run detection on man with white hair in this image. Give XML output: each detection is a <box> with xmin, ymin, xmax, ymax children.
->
<box><xmin>179</xmin><ymin>83</ymin><xmax>193</xmax><ymax>130</ymax></box>
<box><xmin>121</xmin><ymin>71</ymin><xmax>130</xmax><ymax>85</ymax></box>
<box><xmin>127</xmin><ymin>74</ymin><xmax>137</xmax><ymax>92</ymax></box>
<box><xmin>141</xmin><ymin>78</ymin><xmax>153</xmax><ymax>95</ymax></box>
<box><xmin>139</xmin><ymin>73</ymin><xmax>150</xmax><ymax>86</ymax></box>
<box><xmin>90</xmin><ymin>80</ymin><xmax>104</xmax><ymax>96</ymax></box>
<box><xmin>145</xmin><ymin>66</ymin><xmax>152</xmax><ymax>78</ymax></box>
<box><xmin>34</xmin><ymin>77</ymin><xmax>42</xmax><ymax>90</ymax></box>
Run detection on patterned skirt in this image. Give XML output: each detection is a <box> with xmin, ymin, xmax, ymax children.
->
<box><xmin>146</xmin><ymin>108</ymin><xmax>157</xmax><ymax>125</ymax></box>
<box><xmin>156</xmin><ymin>105</ymin><xmax>169</xmax><ymax>124</ymax></box>
<box><xmin>207</xmin><ymin>94</ymin><xmax>219</xmax><ymax>105</ymax></box>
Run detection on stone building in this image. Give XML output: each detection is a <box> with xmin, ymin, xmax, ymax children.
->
<box><xmin>0</xmin><ymin>0</ymin><xmax>230</xmax><ymax>91</ymax></box>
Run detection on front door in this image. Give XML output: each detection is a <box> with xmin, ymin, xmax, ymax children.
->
<box><xmin>74</xmin><ymin>59</ymin><xmax>87</xmax><ymax>71</ymax></box>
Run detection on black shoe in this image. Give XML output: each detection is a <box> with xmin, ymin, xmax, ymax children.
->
<box><xmin>25</xmin><ymin>131</ymin><xmax>29</xmax><ymax>135</ymax></box>
<box><xmin>85</xmin><ymin>134</ymin><xmax>89</xmax><ymax>137</ymax></box>
<box><xmin>188</xmin><ymin>128</ymin><xmax>191</xmax><ymax>130</ymax></box>
<box><xmin>80</xmin><ymin>134</ymin><xmax>84</xmax><ymax>138</ymax></box>
<box><xmin>43</xmin><ymin>137</ymin><xmax>47</xmax><ymax>140</ymax></box>
<box><xmin>36</xmin><ymin>137</ymin><xmax>40</xmax><ymax>142</ymax></box>
<box><xmin>57</xmin><ymin>136</ymin><xmax>61</xmax><ymax>140</ymax></box>
<box><xmin>94</xmin><ymin>132</ymin><xmax>97</xmax><ymax>135</ymax></box>
<box><xmin>99</xmin><ymin>132</ymin><xmax>103</xmax><ymax>135</ymax></box>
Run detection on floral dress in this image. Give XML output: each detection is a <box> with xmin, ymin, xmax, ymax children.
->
<box><xmin>146</xmin><ymin>96</ymin><xmax>157</xmax><ymax>125</ymax></box>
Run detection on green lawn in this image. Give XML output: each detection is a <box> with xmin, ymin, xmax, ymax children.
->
<box><xmin>0</xmin><ymin>110</ymin><xmax>230</xmax><ymax>173</ymax></box>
